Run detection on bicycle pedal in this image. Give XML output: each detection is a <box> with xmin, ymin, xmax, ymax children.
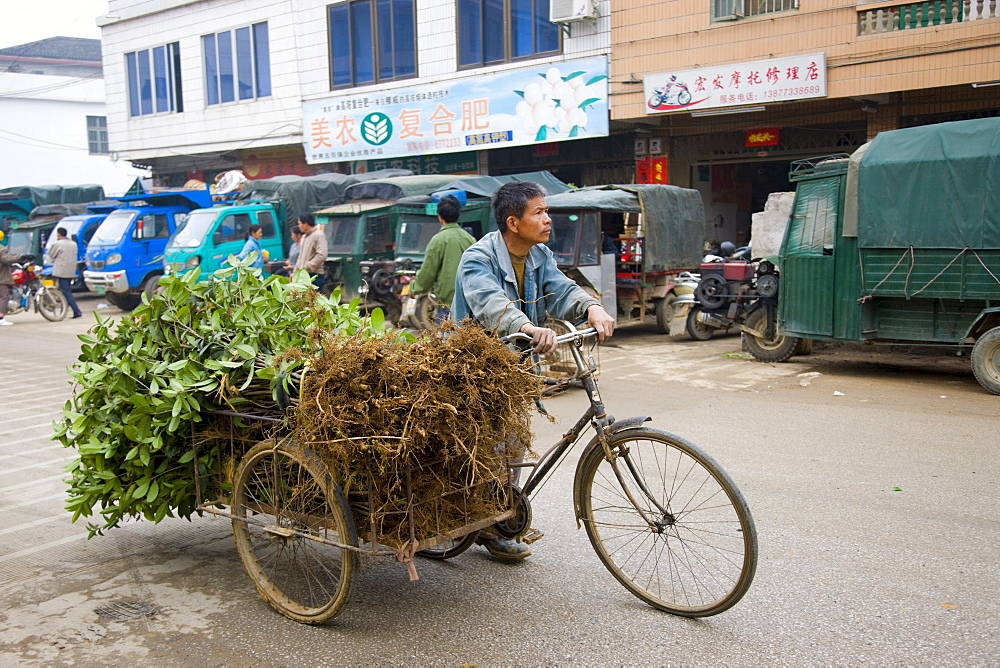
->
<box><xmin>521</xmin><ymin>528</ymin><xmax>544</xmax><ymax>544</ymax></box>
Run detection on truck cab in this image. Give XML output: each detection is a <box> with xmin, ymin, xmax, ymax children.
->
<box><xmin>163</xmin><ymin>200</ymin><xmax>284</xmax><ymax>279</ymax></box>
<box><xmin>84</xmin><ymin>189</ymin><xmax>216</xmax><ymax>310</ymax></box>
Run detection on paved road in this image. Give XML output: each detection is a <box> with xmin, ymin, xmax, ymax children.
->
<box><xmin>1</xmin><ymin>297</ymin><xmax>998</xmax><ymax>665</ymax></box>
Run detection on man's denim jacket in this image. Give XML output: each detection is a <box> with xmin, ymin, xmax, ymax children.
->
<box><xmin>451</xmin><ymin>231</ymin><xmax>600</xmax><ymax>337</ymax></box>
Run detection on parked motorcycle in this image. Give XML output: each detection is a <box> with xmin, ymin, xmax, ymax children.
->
<box><xmin>7</xmin><ymin>257</ymin><xmax>69</xmax><ymax>322</ymax></box>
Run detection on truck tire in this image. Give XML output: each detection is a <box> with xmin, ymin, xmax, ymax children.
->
<box><xmin>742</xmin><ymin>308</ymin><xmax>798</xmax><ymax>363</ymax></box>
<box><xmin>793</xmin><ymin>338</ymin><xmax>814</xmax><ymax>355</ymax></box>
<box><xmin>971</xmin><ymin>327</ymin><xmax>1000</xmax><ymax>395</ymax></box>
<box><xmin>106</xmin><ymin>292</ymin><xmax>141</xmax><ymax>311</ymax></box>
<box><xmin>686</xmin><ymin>306</ymin><xmax>715</xmax><ymax>341</ymax></box>
<box><xmin>142</xmin><ymin>274</ymin><xmax>163</xmax><ymax>301</ymax></box>
<box><xmin>655</xmin><ymin>295</ymin><xmax>676</xmax><ymax>334</ymax></box>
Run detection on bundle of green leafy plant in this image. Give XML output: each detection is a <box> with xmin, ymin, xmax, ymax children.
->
<box><xmin>56</xmin><ymin>262</ymin><xmax>391</xmax><ymax>537</ymax></box>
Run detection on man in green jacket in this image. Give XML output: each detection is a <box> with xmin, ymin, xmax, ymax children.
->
<box><xmin>408</xmin><ymin>194</ymin><xmax>475</xmax><ymax>322</ymax></box>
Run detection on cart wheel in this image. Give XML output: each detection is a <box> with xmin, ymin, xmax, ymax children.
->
<box><xmin>416</xmin><ymin>531</ymin><xmax>480</xmax><ymax>560</ymax></box>
<box><xmin>231</xmin><ymin>439</ymin><xmax>359</xmax><ymax>624</ymax></box>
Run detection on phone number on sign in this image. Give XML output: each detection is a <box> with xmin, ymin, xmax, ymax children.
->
<box><xmin>764</xmin><ymin>85</ymin><xmax>822</xmax><ymax>98</ymax></box>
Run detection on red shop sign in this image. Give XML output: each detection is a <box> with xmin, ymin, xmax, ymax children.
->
<box><xmin>745</xmin><ymin>128</ymin><xmax>780</xmax><ymax>147</ymax></box>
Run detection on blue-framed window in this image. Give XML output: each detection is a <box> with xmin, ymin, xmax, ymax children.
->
<box><xmin>458</xmin><ymin>0</ymin><xmax>559</xmax><ymax>68</ymax></box>
<box><xmin>328</xmin><ymin>0</ymin><xmax>416</xmax><ymax>88</ymax></box>
<box><xmin>203</xmin><ymin>22</ymin><xmax>272</xmax><ymax>105</ymax></box>
<box><xmin>125</xmin><ymin>43</ymin><xmax>183</xmax><ymax>117</ymax></box>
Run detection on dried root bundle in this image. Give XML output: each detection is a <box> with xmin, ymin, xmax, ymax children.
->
<box><xmin>293</xmin><ymin>320</ymin><xmax>541</xmax><ymax>548</ymax></box>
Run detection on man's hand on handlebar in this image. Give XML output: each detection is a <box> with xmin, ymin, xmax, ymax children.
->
<box><xmin>586</xmin><ymin>304</ymin><xmax>615</xmax><ymax>342</ymax></box>
<box><xmin>519</xmin><ymin>323</ymin><xmax>558</xmax><ymax>355</ymax></box>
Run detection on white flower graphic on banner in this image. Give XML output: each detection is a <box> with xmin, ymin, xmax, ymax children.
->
<box><xmin>514</xmin><ymin>66</ymin><xmax>607</xmax><ymax>142</ymax></box>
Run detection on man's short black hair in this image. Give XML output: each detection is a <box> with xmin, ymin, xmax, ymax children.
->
<box><xmin>492</xmin><ymin>181</ymin><xmax>547</xmax><ymax>233</ymax></box>
<box><xmin>56</xmin><ymin>227</ymin><xmax>68</xmax><ymax>237</ymax></box>
<box><xmin>289</xmin><ymin>226</ymin><xmax>303</xmax><ymax>237</ymax></box>
<box><xmin>437</xmin><ymin>194</ymin><xmax>462</xmax><ymax>223</ymax></box>
<box><xmin>298</xmin><ymin>212</ymin><xmax>316</xmax><ymax>227</ymax></box>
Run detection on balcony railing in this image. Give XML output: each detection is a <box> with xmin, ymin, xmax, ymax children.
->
<box><xmin>858</xmin><ymin>0</ymin><xmax>999</xmax><ymax>34</ymax></box>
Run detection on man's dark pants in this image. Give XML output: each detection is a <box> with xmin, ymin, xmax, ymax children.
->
<box><xmin>58</xmin><ymin>277</ymin><xmax>82</xmax><ymax>317</ymax></box>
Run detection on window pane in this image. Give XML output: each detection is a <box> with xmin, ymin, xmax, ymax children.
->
<box><xmin>203</xmin><ymin>35</ymin><xmax>219</xmax><ymax>105</ymax></box>
<box><xmin>351</xmin><ymin>2</ymin><xmax>374</xmax><ymax>85</ymax></box>
<box><xmin>126</xmin><ymin>52</ymin><xmax>140</xmax><ymax>116</ymax></box>
<box><xmin>393</xmin><ymin>0</ymin><xmax>415</xmax><ymax>77</ymax></box>
<box><xmin>511</xmin><ymin>0</ymin><xmax>532</xmax><ymax>58</ymax></box>
<box><xmin>457</xmin><ymin>0</ymin><xmax>482</xmax><ymax>66</ymax></box>
<box><xmin>483</xmin><ymin>0</ymin><xmax>505</xmax><ymax>63</ymax></box>
<box><xmin>137</xmin><ymin>50</ymin><xmax>153</xmax><ymax>115</ymax></box>
<box><xmin>253</xmin><ymin>23</ymin><xmax>271</xmax><ymax>97</ymax></box>
<box><xmin>218</xmin><ymin>31</ymin><xmax>235</xmax><ymax>103</ymax></box>
<box><xmin>535</xmin><ymin>0</ymin><xmax>559</xmax><ymax>53</ymax></box>
<box><xmin>153</xmin><ymin>46</ymin><xmax>168</xmax><ymax>112</ymax></box>
<box><xmin>377</xmin><ymin>0</ymin><xmax>393</xmax><ymax>80</ymax></box>
<box><xmin>330</xmin><ymin>5</ymin><xmax>351</xmax><ymax>86</ymax></box>
<box><xmin>236</xmin><ymin>27</ymin><xmax>254</xmax><ymax>100</ymax></box>
<box><xmin>169</xmin><ymin>42</ymin><xmax>184</xmax><ymax>112</ymax></box>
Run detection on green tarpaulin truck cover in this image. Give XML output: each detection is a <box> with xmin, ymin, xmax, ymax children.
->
<box><xmin>856</xmin><ymin>117</ymin><xmax>1000</xmax><ymax>249</ymax></box>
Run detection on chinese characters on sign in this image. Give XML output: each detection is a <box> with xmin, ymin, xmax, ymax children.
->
<box><xmin>644</xmin><ymin>54</ymin><xmax>826</xmax><ymax>114</ymax></box>
<box><xmin>745</xmin><ymin>128</ymin><xmax>781</xmax><ymax>147</ymax></box>
<box><xmin>635</xmin><ymin>157</ymin><xmax>667</xmax><ymax>184</ymax></box>
<box><xmin>303</xmin><ymin>57</ymin><xmax>609</xmax><ymax>165</ymax></box>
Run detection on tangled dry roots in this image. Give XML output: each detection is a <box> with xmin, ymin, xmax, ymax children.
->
<box><xmin>292</xmin><ymin>321</ymin><xmax>541</xmax><ymax>549</ymax></box>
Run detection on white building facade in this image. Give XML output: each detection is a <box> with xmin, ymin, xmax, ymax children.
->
<box><xmin>0</xmin><ymin>38</ymin><xmax>148</xmax><ymax>196</ymax></box>
<box><xmin>98</xmin><ymin>0</ymin><xmax>623</xmax><ymax>186</ymax></box>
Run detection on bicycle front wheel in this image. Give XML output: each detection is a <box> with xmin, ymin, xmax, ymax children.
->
<box><xmin>576</xmin><ymin>428</ymin><xmax>757</xmax><ymax>617</ymax></box>
<box><xmin>232</xmin><ymin>439</ymin><xmax>358</xmax><ymax>624</ymax></box>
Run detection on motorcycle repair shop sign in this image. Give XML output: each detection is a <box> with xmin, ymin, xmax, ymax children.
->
<box><xmin>303</xmin><ymin>56</ymin><xmax>609</xmax><ymax>164</ymax></box>
<box><xmin>643</xmin><ymin>53</ymin><xmax>826</xmax><ymax>114</ymax></box>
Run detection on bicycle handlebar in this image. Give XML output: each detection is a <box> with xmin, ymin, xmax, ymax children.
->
<box><xmin>500</xmin><ymin>327</ymin><xmax>599</xmax><ymax>348</ymax></box>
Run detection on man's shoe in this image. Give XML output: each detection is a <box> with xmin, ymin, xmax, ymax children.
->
<box><xmin>477</xmin><ymin>536</ymin><xmax>531</xmax><ymax>561</ymax></box>
<box><xmin>71</xmin><ymin>313</ymin><xmax>82</xmax><ymax>319</ymax></box>
<box><xmin>0</xmin><ymin>319</ymin><xmax>12</xmax><ymax>326</ymax></box>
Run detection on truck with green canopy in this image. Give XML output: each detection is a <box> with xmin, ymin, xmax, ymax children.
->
<box><xmin>742</xmin><ymin>117</ymin><xmax>1000</xmax><ymax>394</ymax></box>
<box><xmin>542</xmin><ymin>184</ymin><xmax>705</xmax><ymax>333</ymax></box>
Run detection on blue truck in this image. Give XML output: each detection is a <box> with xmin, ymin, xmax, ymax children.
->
<box><xmin>83</xmin><ymin>189</ymin><xmax>216</xmax><ymax>310</ymax></box>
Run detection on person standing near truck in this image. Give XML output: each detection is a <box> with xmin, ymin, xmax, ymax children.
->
<box><xmin>409</xmin><ymin>195</ymin><xmax>475</xmax><ymax>322</ymax></box>
<box><xmin>49</xmin><ymin>227</ymin><xmax>83</xmax><ymax>319</ymax></box>
<box><xmin>236</xmin><ymin>224</ymin><xmax>265</xmax><ymax>269</ymax></box>
<box><xmin>0</xmin><ymin>230</ymin><xmax>18</xmax><ymax>326</ymax></box>
<box><xmin>294</xmin><ymin>212</ymin><xmax>328</xmax><ymax>291</ymax></box>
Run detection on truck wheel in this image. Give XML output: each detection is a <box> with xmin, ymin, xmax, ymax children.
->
<box><xmin>142</xmin><ymin>274</ymin><xmax>164</xmax><ymax>301</ymax></box>
<box><xmin>793</xmin><ymin>338</ymin><xmax>814</xmax><ymax>355</ymax></box>
<box><xmin>106</xmin><ymin>292</ymin><xmax>142</xmax><ymax>311</ymax></box>
<box><xmin>971</xmin><ymin>327</ymin><xmax>1000</xmax><ymax>395</ymax></box>
<box><xmin>655</xmin><ymin>295</ymin><xmax>676</xmax><ymax>334</ymax></box>
<box><xmin>742</xmin><ymin>308</ymin><xmax>798</xmax><ymax>363</ymax></box>
<box><xmin>686</xmin><ymin>306</ymin><xmax>714</xmax><ymax>341</ymax></box>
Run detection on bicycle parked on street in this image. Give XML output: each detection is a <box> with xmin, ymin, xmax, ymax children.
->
<box><xmin>196</xmin><ymin>321</ymin><xmax>758</xmax><ymax>623</ymax></box>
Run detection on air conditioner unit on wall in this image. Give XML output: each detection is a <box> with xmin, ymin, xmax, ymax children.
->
<box><xmin>550</xmin><ymin>0</ymin><xmax>597</xmax><ymax>23</ymax></box>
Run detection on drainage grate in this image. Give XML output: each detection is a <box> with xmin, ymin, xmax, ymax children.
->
<box><xmin>94</xmin><ymin>601</ymin><xmax>158</xmax><ymax>622</ymax></box>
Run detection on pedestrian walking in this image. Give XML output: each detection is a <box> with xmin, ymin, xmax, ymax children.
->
<box><xmin>408</xmin><ymin>195</ymin><xmax>475</xmax><ymax>322</ymax></box>
<box><xmin>0</xmin><ymin>230</ymin><xmax>18</xmax><ymax>326</ymax></box>
<box><xmin>49</xmin><ymin>227</ymin><xmax>83</xmax><ymax>318</ymax></box>
<box><xmin>294</xmin><ymin>213</ymin><xmax>328</xmax><ymax>291</ymax></box>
